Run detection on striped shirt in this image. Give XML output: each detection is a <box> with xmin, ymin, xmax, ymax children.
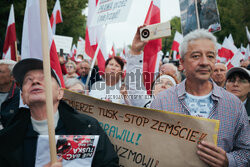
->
<box><xmin>151</xmin><ymin>79</ymin><xmax>250</xmax><ymax>167</ymax></box>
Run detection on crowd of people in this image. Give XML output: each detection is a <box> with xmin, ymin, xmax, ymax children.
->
<box><xmin>0</xmin><ymin>28</ymin><xmax>249</xmax><ymax>166</ymax></box>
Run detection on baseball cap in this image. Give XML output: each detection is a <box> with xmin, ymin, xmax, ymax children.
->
<box><xmin>13</xmin><ymin>58</ymin><xmax>61</xmax><ymax>88</ymax></box>
<box><xmin>226</xmin><ymin>67</ymin><xmax>250</xmax><ymax>80</ymax></box>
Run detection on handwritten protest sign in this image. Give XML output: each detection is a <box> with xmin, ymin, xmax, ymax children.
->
<box><xmin>90</xmin><ymin>0</ymin><xmax>132</xmax><ymax>26</ymax></box>
<box><xmin>63</xmin><ymin>90</ymin><xmax>219</xmax><ymax>167</ymax></box>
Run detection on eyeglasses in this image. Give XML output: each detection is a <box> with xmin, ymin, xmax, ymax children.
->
<box><xmin>66</xmin><ymin>66</ymin><xmax>74</xmax><ymax>68</ymax></box>
<box><xmin>227</xmin><ymin>78</ymin><xmax>249</xmax><ymax>84</ymax></box>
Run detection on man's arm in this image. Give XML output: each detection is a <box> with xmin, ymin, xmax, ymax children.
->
<box><xmin>125</xmin><ymin>26</ymin><xmax>149</xmax><ymax>107</ymax></box>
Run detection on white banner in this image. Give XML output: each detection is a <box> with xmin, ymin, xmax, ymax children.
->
<box><xmin>54</xmin><ymin>35</ymin><xmax>73</xmax><ymax>54</ymax></box>
<box><xmin>90</xmin><ymin>0</ymin><xmax>132</xmax><ymax>26</ymax></box>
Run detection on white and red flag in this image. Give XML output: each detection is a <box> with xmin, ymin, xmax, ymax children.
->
<box><xmin>240</xmin><ymin>44</ymin><xmax>246</xmax><ymax>55</ymax></box>
<box><xmin>218</xmin><ymin>37</ymin><xmax>237</xmax><ymax>62</ymax></box>
<box><xmin>246</xmin><ymin>26</ymin><xmax>250</xmax><ymax>42</ymax></box>
<box><xmin>109</xmin><ymin>44</ymin><xmax>116</xmax><ymax>57</ymax></box>
<box><xmin>22</xmin><ymin>0</ymin><xmax>65</xmax><ymax>87</ymax></box>
<box><xmin>171</xmin><ymin>31</ymin><xmax>183</xmax><ymax>60</ymax></box>
<box><xmin>70</xmin><ymin>44</ymin><xmax>77</xmax><ymax>61</ymax></box>
<box><xmin>85</xmin><ymin>0</ymin><xmax>108</xmax><ymax>74</ymax></box>
<box><xmin>143</xmin><ymin>0</ymin><xmax>161</xmax><ymax>94</ymax></box>
<box><xmin>50</xmin><ymin>0</ymin><xmax>63</xmax><ymax>34</ymax></box>
<box><xmin>226</xmin><ymin>51</ymin><xmax>244</xmax><ymax>69</ymax></box>
<box><xmin>2</xmin><ymin>4</ymin><xmax>17</xmax><ymax>61</ymax></box>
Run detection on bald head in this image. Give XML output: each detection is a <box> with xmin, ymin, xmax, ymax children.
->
<box><xmin>160</xmin><ymin>63</ymin><xmax>177</xmax><ymax>77</ymax></box>
<box><xmin>211</xmin><ymin>63</ymin><xmax>227</xmax><ymax>87</ymax></box>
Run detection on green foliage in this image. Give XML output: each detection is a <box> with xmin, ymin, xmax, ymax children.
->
<box><xmin>0</xmin><ymin>0</ymin><xmax>87</xmax><ymax>55</ymax></box>
<box><xmin>47</xmin><ymin>0</ymin><xmax>87</xmax><ymax>44</ymax></box>
<box><xmin>162</xmin><ymin>16</ymin><xmax>182</xmax><ymax>55</ymax></box>
<box><xmin>162</xmin><ymin>0</ymin><xmax>250</xmax><ymax>55</ymax></box>
<box><xmin>216</xmin><ymin>0</ymin><xmax>250</xmax><ymax>47</ymax></box>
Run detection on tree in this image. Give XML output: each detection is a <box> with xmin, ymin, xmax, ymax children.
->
<box><xmin>0</xmin><ymin>0</ymin><xmax>87</xmax><ymax>56</ymax></box>
<box><xmin>162</xmin><ymin>16</ymin><xmax>182</xmax><ymax>55</ymax></box>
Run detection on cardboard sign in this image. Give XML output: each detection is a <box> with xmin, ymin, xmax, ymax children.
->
<box><xmin>90</xmin><ymin>0</ymin><xmax>132</xmax><ymax>26</ymax></box>
<box><xmin>63</xmin><ymin>90</ymin><xmax>219</xmax><ymax>167</ymax></box>
<box><xmin>54</xmin><ymin>35</ymin><xmax>73</xmax><ymax>54</ymax></box>
<box><xmin>35</xmin><ymin>135</ymin><xmax>99</xmax><ymax>167</ymax></box>
<box><xmin>179</xmin><ymin>0</ymin><xmax>221</xmax><ymax>35</ymax></box>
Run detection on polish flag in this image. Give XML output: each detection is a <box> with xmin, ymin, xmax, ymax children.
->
<box><xmin>143</xmin><ymin>0</ymin><xmax>161</xmax><ymax>94</ymax></box>
<box><xmin>2</xmin><ymin>4</ymin><xmax>17</xmax><ymax>61</ymax></box>
<box><xmin>226</xmin><ymin>50</ymin><xmax>244</xmax><ymax>69</ymax></box>
<box><xmin>228</xmin><ymin>34</ymin><xmax>234</xmax><ymax>44</ymax></box>
<box><xmin>109</xmin><ymin>44</ymin><xmax>116</xmax><ymax>57</ymax></box>
<box><xmin>246</xmin><ymin>26</ymin><xmax>250</xmax><ymax>42</ymax></box>
<box><xmin>240</xmin><ymin>44</ymin><xmax>246</xmax><ymax>55</ymax></box>
<box><xmin>216</xmin><ymin>42</ymin><xmax>226</xmax><ymax>63</ymax></box>
<box><xmin>85</xmin><ymin>0</ymin><xmax>108</xmax><ymax>74</ymax></box>
<box><xmin>171</xmin><ymin>31</ymin><xmax>183</xmax><ymax>60</ymax></box>
<box><xmin>50</xmin><ymin>0</ymin><xmax>63</xmax><ymax>34</ymax></box>
<box><xmin>22</xmin><ymin>0</ymin><xmax>65</xmax><ymax>87</ymax></box>
<box><xmin>70</xmin><ymin>44</ymin><xmax>77</xmax><ymax>61</ymax></box>
<box><xmin>218</xmin><ymin>37</ymin><xmax>237</xmax><ymax>62</ymax></box>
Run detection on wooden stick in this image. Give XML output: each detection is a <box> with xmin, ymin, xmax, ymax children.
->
<box><xmin>39</xmin><ymin>0</ymin><xmax>57</xmax><ymax>164</ymax></box>
<box><xmin>195</xmin><ymin>0</ymin><xmax>201</xmax><ymax>29</ymax></box>
<box><xmin>14</xmin><ymin>41</ymin><xmax>18</xmax><ymax>62</ymax></box>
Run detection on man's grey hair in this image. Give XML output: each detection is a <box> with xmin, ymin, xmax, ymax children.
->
<box><xmin>0</xmin><ymin>59</ymin><xmax>17</xmax><ymax>74</ymax></box>
<box><xmin>179</xmin><ymin>29</ymin><xmax>217</xmax><ymax>60</ymax></box>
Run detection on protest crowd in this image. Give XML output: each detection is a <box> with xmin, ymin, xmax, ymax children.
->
<box><xmin>0</xmin><ymin>0</ymin><xmax>249</xmax><ymax>166</ymax></box>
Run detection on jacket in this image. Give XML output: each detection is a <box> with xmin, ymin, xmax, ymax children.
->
<box><xmin>0</xmin><ymin>100</ymin><xmax>119</xmax><ymax>167</ymax></box>
<box><xmin>0</xmin><ymin>82</ymin><xmax>20</xmax><ymax>127</ymax></box>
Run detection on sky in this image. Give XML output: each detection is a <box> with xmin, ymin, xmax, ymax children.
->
<box><xmin>84</xmin><ymin>0</ymin><xmax>181</xmax><ymax>52</ymax></box>
<box><xmin>105</xmin><ymin>0</ymin><xmax>180</xmax><ymax>50</ymax></box>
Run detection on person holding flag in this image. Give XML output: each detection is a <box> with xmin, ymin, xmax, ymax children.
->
<box><xmin>0</xmin><ymin>58</ymin><xmax>119</xmax><ymax>166</ymax></box>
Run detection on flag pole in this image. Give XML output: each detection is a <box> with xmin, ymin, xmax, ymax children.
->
<box><xmin>85</xmin><ymin>24</ymin><xmax>107</xmax><ymax>89</ymax></box>
<box><xmin>194</xmin><ymin>0</ymin><xmax>201</xmax><ymax>29</ymax></box>
<box><xmin>39</xmin><ymin>0</ymin><xmax>57</xmax><ymax>164</ymax></box>
<box><xmin>15</xmin><ymin>41</ymin><xmax>18</xmax><ymax>61</ymax></box>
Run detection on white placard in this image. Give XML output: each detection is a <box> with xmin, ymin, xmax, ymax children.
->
<box><xmin>90</xmin><ymin>0</ymin><xmax>132</xmax><ymax>26</ymax></box>
<box><xmin>54</xmin><ymin>35</ymin><xmax>73</xmax><ymax>54</ymax></box>
<box><xmin>77</xmin><ymin>39</ymin><xmax>85</xmax><ymax>56</ymax></box>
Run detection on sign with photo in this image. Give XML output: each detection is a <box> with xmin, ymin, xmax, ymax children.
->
<box><xmin>179</xmin><ymin>0</ymin><xmax>221</xmax><ymax>35</ymax></box>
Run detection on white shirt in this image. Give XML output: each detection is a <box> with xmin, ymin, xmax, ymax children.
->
<box><xmin>185</xmin><ymin>92</ymin><xmax>214</xmax><ymax>118</ymax></box>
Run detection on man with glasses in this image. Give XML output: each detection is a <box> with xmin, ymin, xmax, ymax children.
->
<box><xmin>225</xmin><ymin>67</ymin><xmax>250</xmax><ymax>121</ymax></box>
<box><xmin>78</xmin><ymin>60</ymin><xmax>101</xmax><ymax>90</ymax></box>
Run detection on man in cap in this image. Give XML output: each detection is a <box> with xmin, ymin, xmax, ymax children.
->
<box><xmin>0</xmin><ymin>59</ymin><xmax>20</xmax><ymax>129</ymax></box>
<box><xmin>151</xmin><ymin>29</ymin><xmax>249</xmax><ymax>166</ymax></box>
<box><xmin>0</xmin><ymin>58</ymin><xmax>118</xmax><ymax>166</ymax></box>
<box><xmin>225</xmin><ymin>67</ymin><xmax>250</xmax><ymax>121</ymax></box>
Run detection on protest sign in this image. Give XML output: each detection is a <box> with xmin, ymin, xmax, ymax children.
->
<box><xmin>90</xmin><ymin>0</ymin><xmax>132</xmax><ymax>26</ymax></box>
<box><xmin>63</xmin><ymin>90</ymin><xmax>219</xmax><ymax>167</ymax></box>
<box><xmin>179</xmin><ymin>0</ymin><xmax>221</xmax><ymax>36</ymax></box>
<box><xmin>76</xmin><ymin>38</ymin><xmax>85</xmax><ymax>56</ymax></box>
<box><xmin>54</xmin><ymin>35</ymin><xmax>73</xmax><ymax>54</ymax></box>
<box><xmin>36</xmin><ymin>135</ymin><xmax>99</xmax><ymax>166</ymax></box>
